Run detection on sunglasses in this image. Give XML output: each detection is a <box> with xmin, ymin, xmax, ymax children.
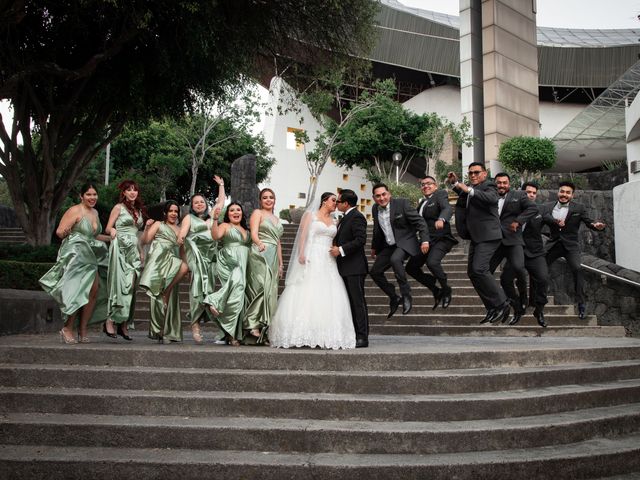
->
<box><xmin>468</xmin><ymin>170</ymin><xmax>483</xmax><ymax>176</ymax></box>
<box><xmin>420</xmin><ymin>182</ymin><xmax>436</xmax><ymax>186</ymax></box>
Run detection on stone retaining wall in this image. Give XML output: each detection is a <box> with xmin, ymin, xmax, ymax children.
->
<box><xmin>0</xmin><ymin>289</ymin><xmax>62</xmax><ymax>335</ymax></box>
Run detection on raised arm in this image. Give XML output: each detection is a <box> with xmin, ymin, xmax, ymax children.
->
<box><xmin>212</xmin><ymin>175</ymin><xmax>226</xmax><ymax>211</ymax></box>
<box><xmin>141</xmin><ymin>220</ymin><xmax>161</xmax><ymax>245</ymax></box>
<box><xmin>210</xmin><ymin>206</ymin><xmax>228</xmax><ymax>241</ymax></box>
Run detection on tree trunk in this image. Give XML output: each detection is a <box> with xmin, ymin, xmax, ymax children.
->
<box><xmin>190</xmin><ymin>162</ymin><xmax>199</xmax><ymax>197</ymax></box>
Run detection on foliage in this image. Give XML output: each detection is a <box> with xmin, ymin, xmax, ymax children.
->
<box><xmin>0</xmin><ymin>178</ymin><xmax>12</xmax><ymax>207</ymax></box>
<box><xmin>387</xmin><ymin>182</ymin><xmax>423</xmax><ymax>208</ymax></box>
<box><xmin>566</xmin><ymin>172</ymin><xmax>588</xmax><ymax>190</ymax></box>
<box><xmin>0</xmin><ymin>243</ymin><xmax>58</xmax><ymax>262</ymax></box>
<box><xmin>0</xmin><ymin>0</ymin><xmax>378</xmax><ymax>244</ymax></box>
<box><xmin>0</xmin><ymin>260</ymin><xmax>53</xmax><ymax>290</ymax></box>
<box><xmin>435</xmin><ymin>155</ymin><xmax>462</xmax><ymax>187</ymax></box>
<box><xmin>279</xmin><ymin>208</ymin><xmax>292</xmax><ymax>223</ymax></box>
<box><xmin>602</xmin><ymin>158</ymin><xmax>625</xmax><ymax>171</ymax></box>
<box><xmin>497</xmin><ymin>136</ymin><xmax>556</xmax><ymax>181</ymax></box>
<box><xmin>415</xmin><ymin>115</ymin><xmax>473</xmax><ymax>176</ymax></box>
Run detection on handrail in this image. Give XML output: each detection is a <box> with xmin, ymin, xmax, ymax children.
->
<box><xmin>581</xmin><ymin>263</ymin><xmax>640</xmax><ymax>288</ymax></box>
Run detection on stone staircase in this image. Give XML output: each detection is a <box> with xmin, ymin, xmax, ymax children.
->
<box><xmin>0</xmin><ymin>227</ymin><xmax>26</xmax><ymax>244</ymax></box>
<box><xmin>1</xmin><ymin>224</ymin><xmax>639</xmax><ymax>478</ymax></box>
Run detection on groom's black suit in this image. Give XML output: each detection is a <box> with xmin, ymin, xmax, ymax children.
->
<box><xmin>334</xmin><ymin>207</ymin><xmax>369</xmax><ymax>343</ymax></box>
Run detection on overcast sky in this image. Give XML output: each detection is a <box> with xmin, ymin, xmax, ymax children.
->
<box><xmin>397</xmin><ymin>0</ymin><xmax>640</xmax><ymax>29</ymax></box>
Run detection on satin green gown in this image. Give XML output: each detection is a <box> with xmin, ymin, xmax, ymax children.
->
<box><xmin>139</xmin><ymin>223</ymin><xmax>183</xmax><ymax>342</ymax></box>
<box><xmin>107</xmin><ymin>205</ymin><xmax>143</xmax><ymax>325</ymax></box>
<box><xmin>39</xmin><ymin>216</ymin><xmax>109</xmax><ymax>326</ymax></box>
<box><xmin>204</xmin><ymin>226</ymin><xmax>250</xmax><ymax>341</ymax></box>
<box><xmin>184</xmin><ymin>214</ymin><xmax>217</xmax><ymax>325</ymax></box>
<box><xmin>244</xmin><ymin>219</ymin><xmax>283</xmax><ymax>340</ymax></box>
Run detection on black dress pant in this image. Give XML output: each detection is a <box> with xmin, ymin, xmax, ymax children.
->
<box><xmin>501</xmin><ymin>255</ymin><xmax>548</xmax><ymax>309</ymax></box>
<box><xmin>405</xmin><ymin>238</ymin><xmax>455</xmax><ymax>293</ymax></box>
<box><xmin>468</xmin><ymin>239</ymin><xmax>507</xmax><ymax>309</ymax></box>
<box><xmin>342</xmin><ymin>274</ymin><xmax>369</xmax><ymax>341</ymax></box>
<box><xmin>546</xmin><ymin>243</ymin><xmax>584</xmax><ymax>303</ymax></box>
<box><xmin>370</xmin><ymin>246</ymin><xmax>411</xmax><ymax>298</ymax></box>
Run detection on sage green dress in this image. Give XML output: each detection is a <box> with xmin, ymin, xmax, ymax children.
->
<box><xmin>39</xmin><ymin>216</ymin><xmax>109</xmax><ymax>326</ymax></box>
<box><xmin>204</xmin><ymin>226</ymin><xmax>250</xmax><ymax>341</ymax></box>
<box><xmin>244</xmin><ymin>219</ymin><xmax>283</xmax><ymax>340</ymax></box>
<box><xmin>184</xmin><ymin>214</ymin><xmax>217</xmax><ymax>325</ymax></box>
<box><xmin>107</xmin><ymin>205</ymin><xmax>143</xmax><ymax>324</ymax></box>
<box><xmin>139</xmin><ymin>223</ymin><xmax>183</xmax><ymax>342</ymax></box>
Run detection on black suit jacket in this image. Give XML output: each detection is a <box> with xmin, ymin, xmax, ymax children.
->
<box><xmin>522</xmin><ymin>204</ymin><xmax>552</xmax><ymax>258</ymax></box>
<box><xmin>543</xmin><ymin>201</ymin><xmax>601</xmax><ymax>253</ymax></box>
<box><xmin>334</xmin><ymin>207</ymin><xmax>368</xmax><ymax>276</ymax></box>
<box><xmin>453</xmin><ymin>179</ymin><xmax>501</xmax><ymax>243</ymax></box>
<box><xmin>498</xmin><ymin>190</ymin><xmax>537</xmax><ymax>246</ymax></box>
<box><xmin>372</xmin><ymin>197</ymin><xmax>429</xmax><ymax>256</ymax></box>
<box><xmin>417</xmin><ymin>189</ymin><xmax>458</xmax><ymax>245</ymax></box>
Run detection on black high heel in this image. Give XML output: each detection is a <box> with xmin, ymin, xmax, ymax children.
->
<box><xmin>117</xmin><ymin>324</ymin><xmax>132</xmax><ymax>341</ymax></box>
<box><xmin>103</xmin><ymin>323</ymin><xmax>117</xmax><ymax>339</ymax></box>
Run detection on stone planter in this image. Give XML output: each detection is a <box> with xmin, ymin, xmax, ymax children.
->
<box><xmin>289</xmin><ymin>207</ymin><xmax>306</xmax><ymax>224</ymax></box>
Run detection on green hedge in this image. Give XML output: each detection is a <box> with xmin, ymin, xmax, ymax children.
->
<box><xmin>0</xmin><ymin>243</ymin><xmax>59</xmax><ymax>262</ymax></box>
<box><xmin>0</xmin><ymin>260</ymin><xmax>53</xmax><ymax>290</ymax></box>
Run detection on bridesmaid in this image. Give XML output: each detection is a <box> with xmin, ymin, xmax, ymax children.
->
<box><xmin>244</xmin><ymin>188</ymin><xmax>284</xmax><ymax>344</ymax></box>
<box><xmin>40</xmin><ymin>183</ymin><xmax>110</xmax><ymax>344</ymax></box>
<box><xmin>104</xmin><ymin>180</ymin><xmax>150</xmax><ymax>340</ymax></box>
<box><xmin>204</xmin><ymin>202</ymin><xmax>251</xmax><ymax>346</ymax></box>
<box><xmin>139</xmin><ymin>201</ymin><xmax>189</xmax><ymax>343</ymax></box>
<box><xmin>177</xmin><ymin>175</ymin><xmax>225</xmax><ymax>344</ymax></box>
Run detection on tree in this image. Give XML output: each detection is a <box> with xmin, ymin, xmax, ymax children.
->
<box><xmin>0</xmin><ymin>0</ymin><xmax>378</xmax><ymax>244</ymax></box>
<box><xmin>497</xmin><ymin>136</ymin><xmax>556</xmax><ymax>181</ymax></box>
<box><xmin>415</xmin><ymin>114</ymin><xmax>473</xmax><ymax>177</ymax></box>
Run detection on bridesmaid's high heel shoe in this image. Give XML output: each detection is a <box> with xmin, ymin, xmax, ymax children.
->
<box><xmin>117</xmin><ymin>324</ymin><xmax>132</xmax><ymax>341</ymax></box>
<box><xmin>103</xmin><ymin>323</ymin><xmax>117</xmax><ymax>339</ymax></box>
<box><xmin>77</xmin><ymin>335</ymin><xmax>90</xmax><ymax>344</ymax></box>
<box><xmin>59</xmin><ymin>329</ymin><xmax>77</xmax><ymax>345</ymax></box>
<box><xmin>191</xmin><ymin>325</ymin><xmax>204</xmax><ymax>344</ymax></box>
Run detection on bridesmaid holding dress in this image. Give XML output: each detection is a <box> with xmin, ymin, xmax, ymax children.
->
<box><xmin>104</xmin><ymin>180</ymin><xmax>149</xmax><ymax>341</ymax></box>
<box><xmin>177</xmin><ymin>175</ymin><xmax>225</xmax><ymax>344</ymax></box>
<box><xmin>40</xmin><ymin>183</ymin><xmax>110</xmax><ymax>344</ymax></box>
<box><xmin>204</xmin><ymin>202</ymin><xmax>251</xmax><ymax>346</ymax></box>
<box><xmin>139</xmin><ymin>201</ymin><xmax>189</xmax><ymax>343</ymax></box>
<box><xmin>244</xmin><ymin>188</ymin><xmax>284</xmax><ymax>344</ymax></box>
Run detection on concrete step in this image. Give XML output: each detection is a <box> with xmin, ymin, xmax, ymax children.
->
<box><xmin>1</xmin><ymin>433</ymin><xmax>639</xmax><ymax>479</ymax></box>
<box><xmin>2</xmin><ymin>379</ymin><xmax>639</xmax><ymax>422</ymax></box>
<box><xmin>2</xmin><ymin>403</ymin><xmax>640</xmax><ymax>454</ymax></box>
<box><xmin>370</xmin><ymin>324</ymin><xmax>627</xmax><ymax>337</ymax></box>
<box><xmin>2</xmin><ymin>359</ymin><xmax>639</xmax><ymax>395</ymax></box>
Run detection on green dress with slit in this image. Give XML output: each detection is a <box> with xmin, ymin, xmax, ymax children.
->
<box><xmin>139</xmin><ymin>223</ymin><xmax>183</xmax><ymax>341</ymax></box>
<box><xmin>39</xmin><ymin>216</ymin><xmax>109</xmax><ymax>325</ymax></box>
<box><xmin>107</xmin><ymin>205</ymin><xmax>143</xmax><ymax>325</ymax></box>
<box><xmin>244</xmin><ymin>219</ymin><xmax>283</xmax><ymax>339</ymax></box>
<box><xmin>204</xmin><ymin>226</ymin><xmax>250</xmax><ymax>341</ymax></box>
<box><xmin>183</xmin><ymin>214</ymin><xmax>217</xmax><ymax>325</ymax></box>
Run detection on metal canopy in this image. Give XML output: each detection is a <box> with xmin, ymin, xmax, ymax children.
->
<box><xmin>553</xmin><ymin>60</ymin><xmax>640</xmax><ymax>151</ymax></box>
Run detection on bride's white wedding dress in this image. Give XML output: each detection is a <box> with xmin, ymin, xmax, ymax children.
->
<box><xmin>270</xmin><ymin>215</ymin><xmax>356</xmax><ymax>349</ymax></box>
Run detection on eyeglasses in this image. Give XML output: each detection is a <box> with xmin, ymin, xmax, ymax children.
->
<box><xmin>468</xmin><ymin>170</ymin><xmax>483</xmax><ymax>176</ymax></box>
<box><xmin>420</xmin><ymin>182</ymin><xmax>435</xmax><ymax>187</ymax></box>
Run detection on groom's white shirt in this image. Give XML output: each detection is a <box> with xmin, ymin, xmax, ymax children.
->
<box><xmin>338</xmin><ymin>206</ymin><xmax>357</xmax><ymax>257</ymax></box>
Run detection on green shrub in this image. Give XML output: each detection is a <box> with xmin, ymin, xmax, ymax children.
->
<box><xmin>388</xmin><ymin>181</ymin><xmax>423</xmax><ymax>208</ymax></box>
<box><xmin>0</xmin><ymin>260</ymin><xmax>53</xmax><ymax>290</ymax></box>
<box><xmin>279</xmin><ymin>208</ymin><xmax>292</xmax><ymax>223</ymax></box>
<box><xmin>0</xmin><ymin>243</ymin><xmax>59</xmax><ymax>262</ymax></box>
<box><xmin>498</xmin><ymin>136</ymin><xmax>556</xmax><ymax>180</ymax></box>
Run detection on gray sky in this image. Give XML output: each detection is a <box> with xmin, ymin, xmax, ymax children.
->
<box><xmin>397</xmin><ymin>0</ymin><xmax>640</xmax><ymax>29</ymax></box>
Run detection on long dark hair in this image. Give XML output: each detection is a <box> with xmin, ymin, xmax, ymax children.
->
<box><xmin>223</xmin><ymin>201</ymin><xmax>248</xmax><ymax>230</ymax></box>
<box><xmin>79</xmin><ymin>182</ymin><xmax>99</xmax><ymax>197</ymax></box>
<box><xmin>189</xmin><ymin>194</ymin><xmax>210</xmax><ymax>221</ymax></box>
<box><xmin>163</xmin><ymin>200</ymin><xmax>181</xmax><ymax>223</ymax></box>
<box><xmin>117</xmin><ymin>179</ymin><xmax>146</xmax><ymax>224</ymax></box>
<box><xmin>319</xmin><ymin>191</ymin><xmax>335</xmax><ymax>208</ymax></box>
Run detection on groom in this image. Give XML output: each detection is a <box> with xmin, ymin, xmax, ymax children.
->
<box><xmin>330</xmin><ymin>189</ymin><xmax>370</xmax><ymax>348</ymax></box>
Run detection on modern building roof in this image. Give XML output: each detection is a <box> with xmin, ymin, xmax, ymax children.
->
<box><xmin>376</xmin><ymin>0</ymin><xmax>640</xmax><ymax>88</ymax></box>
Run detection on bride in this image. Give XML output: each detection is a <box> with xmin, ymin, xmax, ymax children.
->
<box><xmin>270</xmin><ymin>192</ymin><xmax>356</xmax><ymax>349</ymax></box>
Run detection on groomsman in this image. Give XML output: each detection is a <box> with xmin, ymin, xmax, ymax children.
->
<box><xmin>489</xmin><ymin>172</ymin><xmax>537</xmax><ymax>323</ymax></box>
<box><xmin>544</xmin><ymin>181</ymin><xmax>606</xmax><ymax>319</ymax></box>
<box><xmin>331</xmin><ymin>189</ymin><xmax>370</xmax><ymax>348</ymax></box>
<box><xmin>370</xmin><ymin>183</ymin><xmax>430</xmax><ymax>318</ymax></box>
<box><xmin>500</xmin><ymin>182</ymin><xmax>551</xmax><ymax>327</ymax></box>
<box><xmin>448</xmin><ymin>163</ymin><xmax>511</xmax><ymax>324</ymax></box>
<box><xmin>406</xmin><ymin>176</ymin><xmax>458</xmax><ymax>309</ymax></box>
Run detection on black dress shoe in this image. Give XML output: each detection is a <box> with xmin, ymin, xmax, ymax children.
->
<box><xmin>578</xmin><ymin>303</ymin><xmax>586</xmax><ymax>320</ymax></box>
<box><xmin>432</xmin><ymin>287</ymin><xmax>442</xmax><ymax>310</ymax></box>
<box><xmin>402</xmin><ymin>295</ymin><xmax>412</xmax><ymax>315</ymax></box>
<box><xmin>387</xmin><ymin>296</ymin><xmax>402</xmax><ymax>319</ymax></box>
<box><xmin>441</xmin><ymin>287</ymin><xmax>452</xmax><ymax>309</ymax></box>
<box><xmin>103</xmin><ymin>323</ymin><xmax>117</xmax><ymax>339</ymax></box>
<box><xmin>480</xmin><ymin>308</ymin><xmax>496</xmax><ymax>324</ymax></box>
<box><xmin>534</xmin><ymin>307</ymin><xmax>547</xmax><ymax>328</ymax></box>
<box><xmin>117</xmin><ymin>324</ymin><xmax>132</xmax><ymax>341</ymax></box>
<box><xmin>355</xmin><ymin>338</ymin><xmax>368</xmax><ymax>348</ymax></box>
<box><xmin>491</xmin><ymin>302</ymin><xmax>512</xmax><ymax>324</ymax></box>
<box><xmin>508</xmin><ymin>312</ymin><xmax>523</xmax><ymax>325</ymax></box>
